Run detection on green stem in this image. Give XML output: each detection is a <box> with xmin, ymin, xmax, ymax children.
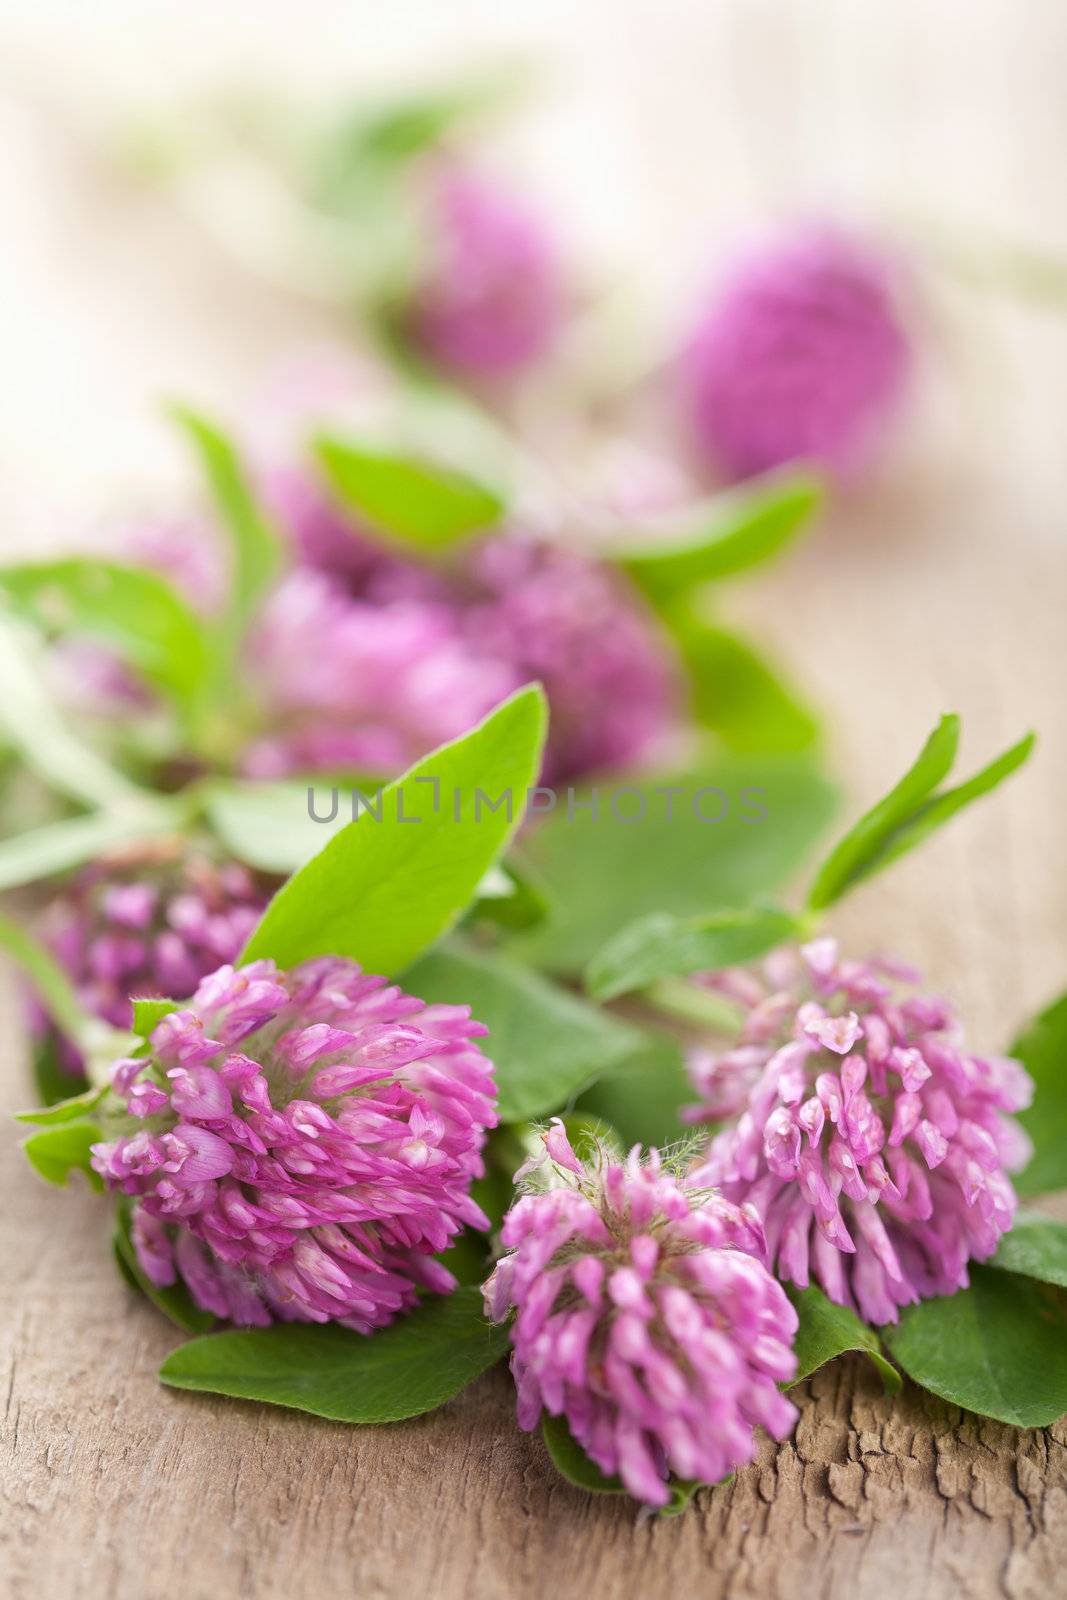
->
<box><xmin>645</xmin><ymin>979</ymin><xmax>745</xmax><ymax>1033</ymax></box>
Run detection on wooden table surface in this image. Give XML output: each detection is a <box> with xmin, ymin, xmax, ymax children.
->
<box><xmin>2</xmin><ymin>6</ymin><xmax>1067</xmax><ymax>1596</ymax></box>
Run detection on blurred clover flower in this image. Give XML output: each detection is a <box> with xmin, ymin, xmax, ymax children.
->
<box><xmin>60</xmin><ymin>481</ymin><xmax>680</xmax><ymax>787</ymax></box>
<box><xmin>29</xmin><ymin>844</ymin><xmax>268</xmax><ymax>1076</ymax></box>
<box><xmin>123</xmin><ymin>513</ymin><xmax>228</xmax><ymax>614</ymax></box>
<box><xmin>455</xmin><ymin>535</ymin><xmax>681</xmax><ymax>784</ymax></box>
<box><xmin>484</xmin><ymin>1122</ymin><xmax>798</xmax><ymax>1506</ymax></box>
<box><xmin>409</xmin><ymin>166</ymin><xmax>564</xmax><ymax>380</ymax></box>
<box><xmin>250</xmin><ymin>342</ymin><xmax>686</xmax><ymax>782</ymax></box>
<box><xmin>241</xmin><ymin>568</ymin><xmax>519</xmax><ymax>778</ymax></box>
<box><xmin>681</xmin><ymin>229</ymin><xmax>911</xmax><ymax>481</ymax></box>
<box><xmin>687</xmin><ymin>939</ymin><xmax>1032</xmax><ymax>1325</ymax></box>
<box><xmin>261</xmin><ymin>465</ymin><xmax>407</xmax><ymax>592</ymax></box>
<box><xmin>91</xmin><ymin>956</ymin><xmax>497</xmax><ymax>1329</ymax></box>
<box><xmin>260</xmin><ymin>483</ymin><xmax>683</xmax><ymax>784</ymax></box>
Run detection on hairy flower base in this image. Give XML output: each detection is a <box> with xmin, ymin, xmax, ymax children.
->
<box><xmin>485</xmin><ymin>1128</ymin><xmax>798</xmax><ymax>1506</ymax></box>
<box><xmin>690</xmin><ymin>940</ymin><xmax>1033</xmax><ymax>1324</ymax></box>
<box><xmin>92</xmin><ymin>957</ymin><xmax>497</xmax><ymax>1331</ymax></box>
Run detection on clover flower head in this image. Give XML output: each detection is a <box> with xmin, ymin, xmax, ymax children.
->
<box><xmin>459</xmin><ymin>536</ymin><xmax>681</xmax><ymax>783</ymax></box>
<box><xmin>681</xmin><ymin>229</ymin><xmax>911</xmax><ymax>480</ymax></box>
<box><xmin>484</xmin><ymin>1122</ymin><xmax>798</xmax><ymax>1505</ymax></box>
<box><xmin>30</xmin><ymin>844</ymin><xmax>267</xmax><ymax>1076</ymax></box>
<box><xmin>121</xmin><ymin>514</ymin><xmax>226</xmax><ymax>614</ymax></box>
<box><xmin>241</xmin><ymin>568</ymin><xmax>519</xmax><ymax>778</ymax></box>
<box><xmin>91</xmin><ymin>956</ymin><xmax>497</xmax><ymax>1330</ymax></box>
<box><xmin>262</xmin><ymin>466</ymin><xmax>385</xmax><ymax>589</ymax></box>
<box><xmin>688</xmin><ymin>939</ymin><xmax>1033</xmax><ymax>1324</ymax></box>
<box><xmin>412</xmin><ymin>166</ymin><xmax>563</xmax><ymax>379</ymax></box>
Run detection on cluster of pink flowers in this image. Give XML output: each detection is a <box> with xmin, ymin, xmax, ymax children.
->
<box><xmin>261</xmin><ymin>482</ymin><xmax>682</xmax><ymax>783</ymax></box>
<box><xmin>241</xmin><ymin>568</ymin><xmax>518</xmax><ymax>778</ymax></box>
<box><xmin>484</xmin><ymin>1122</ymin><xmax>798</xmax><ymax>1506</ymax></box>
<box><xmin>681</xmin><ymin>230</ymin><xmax>911</xmax><ymax>481</ymax></box>
<box><xmin>455</xmin><ymin>537</ymin><xmax>680</xmax><ymax>783</ymax></box>
<box><xmin>31</xmin><ymin>846</ymin><xmax>267</xmax><ymax>1075</ymax></box>
<box><xmin>67</xmin><ymin>474</ymin><xmax>681</xmax><ymax>787</ymax></box>
<box><xmin>687</xmin><ymin>939</ymin><xmax>1032</xmax><ymax>1324</ymax></box>
<box><xmin>91</xmin><ymin>956</ymin><xmax>497</xmax><ymax>1329</ymax></box>
<box><xmin>69</xmin><ymin>235</ymin><xmax>914</xmax><ymax>802</ymax></box>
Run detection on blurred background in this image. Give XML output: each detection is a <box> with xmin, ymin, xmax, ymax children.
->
<box><xmin>1</xmin><ymin>0</ymin><xmax>1065</xmax><ymax>1033</ymax></box>
<box><xmin>3</xmin><ymin>0</ymin><xmax>1067</xmax><ymax>535</ymax></box>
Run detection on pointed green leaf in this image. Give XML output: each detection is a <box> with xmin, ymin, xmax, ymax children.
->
<box><xmin>0</xmin><ymin>558</ymin><xmax>209</xmax><ymax>710</ymax></box>
<box><xmin>806</xmin><ymin>719</ymin><xmax>1033</xmax><ymax>910</ymax></box>
<box><xmin>313</xmin><ymin>72</ymin><xmax>519</xmax><ymax>207</ymax></box>
<box><xmin>882</xmin><ymin>1266</ymin><xmax>1067</xmax><ymax>1427</ymax></box>
<box><xmin>15</xmin><ymin>1085</ymin><xmax>107</xmax><ymax>1126</ymax></box>
<box><xmin>315</xmin><ymin>435</ymin><xmax>504</xmax><ymax>553</ymax></box>
<box><xmin>240</xmin><ymin>686</ymin><xmax>547</xmax><ymax>974</ymax></box>
<box><xmin>404</xmin><ymin>943</ymin><xmax>640</xmax><ymax>1122</ymax></box>
<box><xmin>22</xmin><ymin>1121</ymin><xmax>103</xmax><ymax>1190</ymax></box>
<box><xmin>619</xmin><ymin>471</ymin><xmax>822</xmax><ymax>601</ymax></box>
<box><xmin>788</xmin><ymin>1285</ymin><xmax>901</xmax><ymax>1391</ymax></box>
<box><xmin>318</xmin><ymin>69</ymin><xmax>519</xmax><ymax>176</ymax></box>
<box><xmin>0</xmin><ymin>911</ymin><xmax>95</xmax><ymax>1049</ymax></box>
<box><xmin>806</xmin><ymin>714</ymin><xmax>959</xmax><ymax>910</ymax></box>
<box><xmin>171</xmin><ymin>407</ymin><xmax>282</xmax><ymax>684</ymax></box>
<box><xmin>989</xmin><ymin>1214</ymin><xmax>1067</xmax><ymax>1288</ymax></box>
<box><xmin>172</xmin><ymin>406</ymin><xmax>281</xmax><ymax>624</ymax></box>
<box><xmin>159</xmin><ymin>1286</ymin><xmax>508</xmax><ymax>1421</ymax></box>
<box><xmin>586</xmin><ymin>905</ymin><xmax>802</xmax><ymax>1002</ymax></box>
<box><xmin>670</xmin><ymin>615</ymin><xmax>819</xmax><ymax>754</ymax></box>
<box><xmin>1013</xmin><ymin>990</ymin><xmax>1067</xmax><ymax>1197</ymax></box>
<box><xmin>0</xmin><ymin>612</ymin><xmax>150</xmax><ymax>811</ymax></box>
<box><xmin>845</xmin><ymin>732</ymin><xmax>1036</xmax><ymax>891</ymax></box>
<box><xmin>132</xmin><ymin>997</ymin><xmax>180</xmax><ymax>1039</ymax></box>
